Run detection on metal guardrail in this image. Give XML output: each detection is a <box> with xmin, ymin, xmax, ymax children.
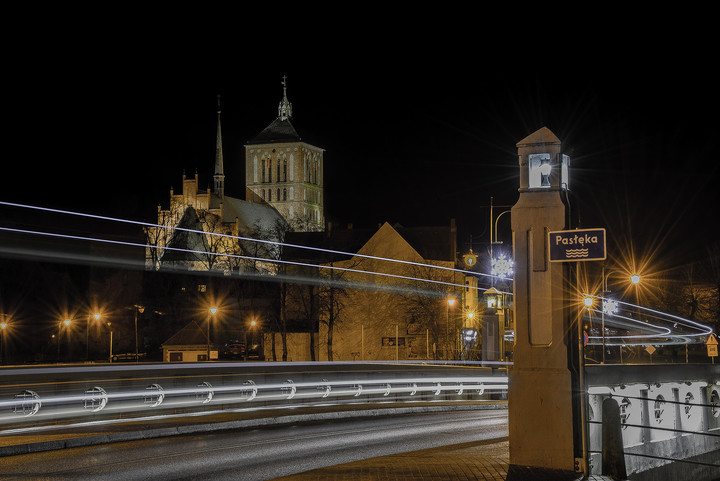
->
<box><xmin>0</xmin><ymin>362</ymin><xmax>507</xmax><ymax>434</ymax></box>
<box><xmin>585</xmin><ymin>364</ymin><xmax>720</xmax><ymax>477</ymax></box>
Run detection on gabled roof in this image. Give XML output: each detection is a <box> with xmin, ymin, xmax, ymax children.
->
<box><xmin>161</xmin><ymin>206</ymin><xmax>207</xmax><ymax>263</ymax></box>
<box><xmin>247</xmin><ymin>117</ymin><xmax>301</xmax><ymax>144</ymax></box>
<box><xmin>282</xmin><ymin>221</ymin><xmax>457</xmax><ymax>264</ymax></box>
<box><xmin>162</xmin><ymin>321</ymin><xmax>207</xmax><ymax>347</ymax></box>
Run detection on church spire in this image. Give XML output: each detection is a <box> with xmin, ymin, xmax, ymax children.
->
<box><xmin>214</xmin><ymin>94</ymin><xmax>225</xmax><ymax>199</ymax></box>
<box><xmin>278</xmin><ymin>75</ymin><xmax>292</xmax><ymax>121</ymax></box>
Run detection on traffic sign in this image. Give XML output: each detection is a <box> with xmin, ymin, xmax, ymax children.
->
<box><xmin>548</xmin><ymin>228</ymin><xmax>606</xmax><ymax>262</ymax></box>
<box><xmin>707</xmin><ymin>334</ymin><xmax>718</xmax><ymax>357</ymax></box>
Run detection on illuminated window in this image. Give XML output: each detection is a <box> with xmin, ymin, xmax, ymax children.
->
<box><xmin>529</xmin><ymin>153</ymin><xmax>551</xmax><ymax>188</ymax></box>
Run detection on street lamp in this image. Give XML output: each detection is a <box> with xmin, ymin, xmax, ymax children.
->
<box><xmin>134</xmin><ymin>305</ymin><xmax>144</xmax><ymax>363</ymax></box>
<box><xmin>86</xmin><ymin>312</ymin><xmax>101</xmax><ymax>360</ymax></box>
<box><xmin>58</xmin><ymin>318</ymin><xmax>71</xmax><ymax>362</ymax></box>
<box><xmin>601</xmin><ymin>267</ymin><xmax>643</xmax><ymax>363</ymax></box>
<box><xmin>207</xmin><ymin>307</ymin><xmax>218</xmax><ymax>361</ymax></box>
<box><xmin>446</xmin><ymin>298</ymin><xmax>456</xmax><ymax>360</ymax></box>
<box><xmin>1</xmin><ymin>315</ymin><xmax>7</xmax><ymax>364</ymax></box>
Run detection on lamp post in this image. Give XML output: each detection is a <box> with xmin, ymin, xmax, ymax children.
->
<box><xmin>207</xmin><ymin>307</ymin><xmax>218</xmax><ymax>361</ymax></box>
<box><xmin>134</xmin><ymin>305</ymin><xmax>144</xmax><ymax>363</ymax></box>
<box><xmin>86</xmin><ymin>312</ymin><xmax>101</xmax><ymax>360</ymax></box>
<box><xmin>602</xmin><ymin>267</ymin><xmax>642</xmax><ymax>364</ymax></box>
<box><xmin>1</xmin><ymin>315</ymin><xmax>7</xmax><ymax>364</ymax></box>
<box><xmin>446</xmin><ymin>298</ymin><xmax>455</xmax><ymax>360</ymax></box>
<box><xmin>61</xmin><ymin>318</ymin><xmax>71</xmax><ymax>362</ymax></box>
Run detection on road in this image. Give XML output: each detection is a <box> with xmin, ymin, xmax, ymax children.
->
<box><xmin>0</xmin><ymin>409</ymin><xmax>508</xmax><ymax>481</ymax></box>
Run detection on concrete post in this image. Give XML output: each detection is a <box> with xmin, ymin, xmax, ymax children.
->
<box><xmin>602</xmin><ymin>397</ymin><xmax>627</xmax><ymax>479</ymax></box>
<box><xmin>509</xmin><ymin>127</ymin><xmax>577</xmax><ymax>472</ymax></box>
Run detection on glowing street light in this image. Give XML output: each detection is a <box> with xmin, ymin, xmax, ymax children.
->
<box><xmin>207</xmin><ymin>306</ymin><xmax>218</xmax><ymax>361</ymax></box>
<box><xmin>1</xmin><ymin>315</ymin><xmax>7</xmax><ymax>364</ymax></box>
<box><xmin>446</xmin><ymin>298</ymin><xmax>456</xmax><ymax>360</ymax></box>
<box><xmin>583</xmin><ymin>296</ymin><xmax>595</xmax><ymax>308</ymax></box>
<box><xmin>86</xmin><ymin>312</ymin><xmax>102</xmax><ymax>360</ymax></box>
<box><xmin>630</xmin><ymin>274</ymin><xmax>641</xmax><ymax>285</ymax></box>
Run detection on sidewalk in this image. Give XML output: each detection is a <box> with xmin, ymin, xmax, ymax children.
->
<box><xmin>0</xmin><ymin>402</ymin><xmax>617</xmax><ymax>480</ymax></box>
<box><xmin>275</xmin><ymin>438</ymin><xmax>615</xmax><ymax>481</ymax></box>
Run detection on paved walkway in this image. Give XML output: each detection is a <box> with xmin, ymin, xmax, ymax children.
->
<box><xmin>0</xmin><ymin>403</ymin><xmax>617</xmax><ymax>480</ymax></box>
<box><xmin>275</xmin><ymin>437</ymin><xmax>617</xmax><ymax>481</ymax></box>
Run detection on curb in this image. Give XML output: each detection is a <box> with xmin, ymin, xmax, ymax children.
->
<box><xmin>0</xmin><ymin>403</ymin><xmax>507</xmax><ymax>457</ymax></box>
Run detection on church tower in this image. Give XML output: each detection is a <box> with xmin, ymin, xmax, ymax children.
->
<box><xmin>245</xmin><ymin>77</ymin><xmax>325</xmax><ymax>232</ymax></box>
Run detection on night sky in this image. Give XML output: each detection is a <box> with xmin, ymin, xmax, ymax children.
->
<box><xmin>4</xmin><ymin>28</ymin><xmax>719</xmax><ymax>273</ymax></box>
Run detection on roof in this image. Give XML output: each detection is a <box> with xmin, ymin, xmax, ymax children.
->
<box><xmin>161</xmin><ymin>321</ymin><xmax>207</xmax><ymax>347</ymax></box>
<box><xmin>282</xmin><ymin>222</ymin><xmax>456</xmax><ymax>264</ymax></box>
<box><xmin>161</xmin><ymin>206</ymin><xmax>207</xmax><ymax>263</ymax></box>
<box><xmin>221</xmin><ymin>195</ymin><xmax>289</xmax><ymax>260</ymax></box>
<box><xmin>247</xmin><ymin>117</ymin><xmax>301</xmax><ymax>144</ymax></box>
<box><xmin>221</xmin><ymin>195</ymin><xmax>288</xmax><ymax>234</ymax></box>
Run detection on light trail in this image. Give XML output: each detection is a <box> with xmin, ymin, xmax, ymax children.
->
<box><xmin>1</xmin><ymin>201</ymin><xmax>711</xmax><ymax>345</ymax></box>
<box><xmin>0</xmin><ymin>367</ymin><xmax>508</xmax><ymax>432</ymax></box>
<box><xmin>582</xmin><ymin>294</ymin><xmax>714</xmax><ymax>345</ymax></box>
<box><xmin>0</xmin><ymin>225</ymin><xmax>510</xmax><ymax>298</ymax></box>
<box><xmin>0</xmin><ymin>200</ymin><xmax>512</xmax><ymax>284</ymax></box>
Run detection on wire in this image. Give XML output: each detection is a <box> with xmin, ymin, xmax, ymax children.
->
<box><xmin>0</xmin><ymin>200</ymin><xmax>512</xmax><ymax>283</ymax></box>
<box><xmin>0</xmin><ymin>226</ymin><xmax>508</xmax><ymax>297</ymax></box>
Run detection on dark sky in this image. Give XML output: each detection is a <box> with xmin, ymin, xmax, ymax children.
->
<box><xmin>4</xmin><ymin>27</ymin><xmax>719</xmax><ymax>272</ymax></box>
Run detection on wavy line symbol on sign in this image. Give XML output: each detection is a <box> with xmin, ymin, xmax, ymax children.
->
<box><xmin>566</xmin><ymin>249</ymin><xmax>589</xmax><ymax>258</ymax></box>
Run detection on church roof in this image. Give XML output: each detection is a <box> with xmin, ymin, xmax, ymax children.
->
<box><xmin>161</xmin><ymin>320</ymin><xmax>207</xmax><ymax>347</ymax></box>
<box><xmin>247</xmin><ymin>117</ymin><xmax>301</xmax><ymax>145</ymax></box>
<box><xmin>161</xmin><ymin>206</ymin><xmax>207</xmax><ymax>263</ymax></box>
<box><xmin>220</xmin><ymin>195</ymin><xmax>288</xmax><ymax>233</ymax></box>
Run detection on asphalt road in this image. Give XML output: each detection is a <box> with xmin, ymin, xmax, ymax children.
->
<box><xmin>0</xmin><ymin>409</ymin><xmax>508</xmax><ymax>481</ymax></box>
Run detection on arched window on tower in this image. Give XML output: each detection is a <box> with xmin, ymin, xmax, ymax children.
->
<box><xmin>283</xmin><ymin>188</ymin><xmax>287</xmax><ymax>201</ymax></box>
<box><xmin>261</xmin><ymin>189</ymin><xmax>265</xmax><ymax>200</ymax></box>
<box><xmin>261</xmin><ymin>159</ymin><xmax>265</xmax><ymax>183</ymax></box>
<box><xmin>283</xmin><ymin>158</ymin><xmax>288</xmax><ymax>181</ymax></box>
<box><xmin>268</xmin><ymin>159</ymin><xmax>272</xmax><ymax>183</ymax></box>
<box><xmin>277</xmin><ymin>188</ymin><xmax>280</xmax><ymax>201</ymax></box>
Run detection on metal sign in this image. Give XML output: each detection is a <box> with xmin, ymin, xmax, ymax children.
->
<box><xmin>548</xmin><ymin>228</ymin><xmax>606</xmax><ymax>262</ymax></box>
<box><xmin>707</xmin><ymin>334</ymin><xmax>718</xmax><ymax>357</ymax></box>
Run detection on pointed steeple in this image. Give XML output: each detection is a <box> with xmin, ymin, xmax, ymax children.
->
<box><xmin>278</xmin><ymin>75</ymin><xmax>292</xmax><ymax>121</ymax></box>
<box><xmin>214</xmin><ymin>94</ymin><xmax>225</xmax><ymax>199</ymax></box>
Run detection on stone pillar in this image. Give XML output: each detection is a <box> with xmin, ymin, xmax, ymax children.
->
<box><xmin>509</xmin><ymin>127</ymin><xmax>576</xmax><ymax>472</ymax></box>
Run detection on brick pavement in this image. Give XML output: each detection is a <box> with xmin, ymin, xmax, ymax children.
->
<box><xmin>274</xmin><ymin>438</ymin><xmax>618</xmax><ymax>481</ymax></box>
<box><xmin>275</xmin><ymin>438</ymin><xmax>512</xmax><ymax>481</ymax></box>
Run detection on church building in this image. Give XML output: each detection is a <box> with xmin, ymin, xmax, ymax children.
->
<box><xmin>145</xmin><ymin>79</ymin><xmax>321</xmax><ymax>273</ymax></box>
<box><xmin>245</xmin><ymin>77</ymin><xmax>325</xmax><ymax>232</ymax></box>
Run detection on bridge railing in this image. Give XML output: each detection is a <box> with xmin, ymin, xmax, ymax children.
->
<box><xmin>0</xmin><ymin>361</ymin><xmax>507</xmax><ymax>434</ymax></box>
<box><xmin>585</xmin><ymin>363</ymin><xmax>720</xmax><ymax>478</ymax></box>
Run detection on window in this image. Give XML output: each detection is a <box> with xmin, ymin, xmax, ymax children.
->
<box><xmin>529</xmin><ymin>153</ymin><xmax>551</xmax><ymax>188</ymax></box>
<box><xmin>268</xmin><ymin>159</ymin><xmax>272</xmax><ymax>183</ymax></box>
<box><xmin>261</xmin><ymin>159</ymin><xmax>265</xmax><ymax>183</ymax></box>
<box><xmin>283</xmin><ymin>188</ymin><xmax>287</xmax><ymax>201</ymax></box>
<box><xmin>277</xmin><ymin>188</ymin><xmax>280</xmax><ymax>201</ymax></box>
<box><xmin>283</xmin><ymin>158</ymin><xmax>288</xmax><ymax>181</ymax></box>
<box><xmin>261</xmin><ymin>189</ymin><xmax>265</xmax><ymax>200</ymax></box>
<box><xmin>268</xmin><ymin>190</ymin><xmax>272</xmax><ymax>201</ymax></box>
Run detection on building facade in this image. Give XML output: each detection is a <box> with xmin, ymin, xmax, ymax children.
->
<box><xmin>245</xmin><ymin>78</ymin><xmax>325</xmax><ymax>232</ymax></box>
